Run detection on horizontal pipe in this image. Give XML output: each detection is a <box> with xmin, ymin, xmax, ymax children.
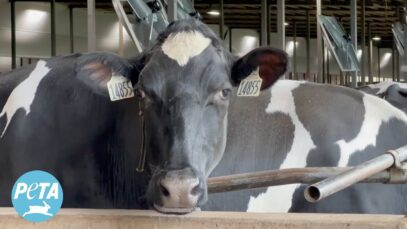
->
<box><xmin>207</xmin><ymin>166</ymin><xmax>400</xmax><ymax>194</ymax></box>
<box><xmin>304</xmin><ymin>145</ymin><xmax>407</xmax><ymax>203</ymax></box>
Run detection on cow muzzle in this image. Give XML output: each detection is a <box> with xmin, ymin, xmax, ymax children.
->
<box><xmin>150</xmin><ymin>168</ymin><xmax>205</xmax><ymax>214</ymax></box>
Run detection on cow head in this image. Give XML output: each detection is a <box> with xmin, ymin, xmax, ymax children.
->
<box><xmin>77</xmin><ymin>19</ymin><xmax>287</xmax><ymax>213</ymax></box>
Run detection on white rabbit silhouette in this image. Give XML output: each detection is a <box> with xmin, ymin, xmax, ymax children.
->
<box><xmin>22</xmin><ymin>201</ymin><xmax>52</xmax><ymax>217</ymax></box>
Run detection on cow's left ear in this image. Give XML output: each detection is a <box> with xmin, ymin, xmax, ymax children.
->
<box><xmin>76</xmin><ymin>52</ymin><xmax>143</xmax><ymax>96</ymax></box>
<box><xmin>231</xmin><ymin>47</ymin><xmax>288</xmax><ymax>90</ymax></box>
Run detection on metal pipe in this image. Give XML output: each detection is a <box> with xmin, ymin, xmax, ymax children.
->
<box><xmin>316</xmin><ymin>0</ymin><xmax>322</xmax><ymax>83</ymax></box>
<box><xmin>10</xmin><ymin>0</ymin><xmax>16</xmax><ymax>69</ymax></box>
<box><xmin>50</xmin><ymin>0</ymin><xmax>56</xmax><ymax>56</ymax></box>
<box><xmin>261</xmin><ymin>0</ymin><xmax>268</xmax><ymax>46</ymax></box>
<box><xmin>404</xmin><ymin>0</ymin><xmax>407</xmax><ymax>81</ymax></box>
<box><xmin>277</xmin><ymin>0</ymin><xmax>285</xmax><ymax>50</ymax></box>
<box><xmin>350</xmin><ymin>0</ymin><xmax>357</xmax><ymax>88</ymax></box>
<box><xmin>306</xmin><ymin>10</ymin><xmax>310</xmax><ymax>81</ymax></box>
<box><xmin>392</xmin><ymin>38</ymin><xmax>396</xmax><ymax>81</ymax></box>
<box><xmin>361</xmin><ymin>0</ymin><xmax>366</xmax><ymax>86</ymax></box>
<box><xmin>87</xmin><ymin>0</ymin><xmax>96</xmax><ymax>51</ymax></box>
<box><xmin>378</xmin><ymin>47</ymin><xmax>381</xmax><ymax>81</ymax></box>
<box><xmin>69</xmin><ymin>6</ymin><xmax>74</xmax><ymax>53</ymax></box>
<box><xmin>207</xmin><ymin>166</ymin><xmax>404</xmax><ymax>194</ymax></box>
<box><xmin>304</xmin><ymin>145</ymin><xmax>407</xmax><ymax>203</ymax></box>
<box><xmin>293</xmin><ymin>21</ymin><xmax>297</xmax><ymax>80</ymax></box>
<box><xmin>368</xmin><ymin>23</ymin><xmax>373</xmax><ymax>84</ymax></box>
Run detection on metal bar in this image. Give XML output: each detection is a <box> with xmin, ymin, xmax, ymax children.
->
<box><xmin>50</xmin><ymin>0</ymin><xmax>56</xmax><ymax>56</ymax></box>
<box><xmin>277</xmin><ymin>0</ymin><xmax>285</xmax><ymax>50</ymax></box>
<box><xmin>219</xmin><ymin>0</ymin><xmax>224</xmax><ymax>40</ymax></box>
<box><xmin>167</xmin><ymin>0</ymin><xmax>177</xmax><ymax>22</ymax></box>
<box><xmin>306</xmin><ymin>10</ymin><xmax>310</xmax><ymax>81</ymax></box>
<box><xmin>378</xmin><ymin>47</ymin><xmax>381</xmax><ymax>81</ymax></box>
<box><xmin>69</xmin><ymin>6</ymin><xmax>74</xmax><ymax>53</ymax></box>
<box><xmin>10</xmin><ymin>0</ymin><xmax>16</xmax><ymax>69</ymax></box>
<box><xmin>350</xmin><ymin>0</ymin><xmax>357</xmax><ymax>87</ymax></box>
<box><xmin>327</xmin><ymin>48</ymin><xmax>330</xmax><ymax>83</ymax></box>
<box><xmin>404</xmin><ymin>0</ymin><xmax>407</xmax><ymax>81</ymax></box>
<box><xmin>293</xmin><ymin>21</ymin><xmax>297</xmax><ymax>79</ymax></box>
<box><xmin>261</xmin><ymin>0</ymin><xmax>267</xmax><ymax>46</ymax></box>
<box><xmin>322</xmin><ymin>41</ymin><xmax>325</xmax><ymax>83</ymax></box>
<box><xmin>229</xmin><ymin>28</ymin><xmax>232</xmax><ymax>52</ymax></box>
<box><xmin>393</xmin><ymin>38</ymin><xmax>396</xmax><ymax>81</ymax></box>
<box><xmin>361</xmin><ymin>0</ymin><xmax>366</xmax><ymax>86</ymax></box>
<box><xmin>208</xmin><ymin>167</ymin><xmax>399</xmax><ymax>194</ymax></box>
<box><xmin>316</xmin><ymin>0</ymin><xmax>322</xmax><ymax>83</ymax></box>
<box><xmin>304</xmin><ymin>145</ymin><xmax>407</xmax><ymax>203</ymax></box>
<box><xmin>368</xmin><ymin>23</ymin><xmax>373</xmax><ymax>84</ymax></box>
<box><xmin>87</xmin><ymin>0</ymin><xmax>96</xmax><ymax>51</ymax></box>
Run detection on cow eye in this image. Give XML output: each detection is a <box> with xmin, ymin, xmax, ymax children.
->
<box><xmin>135</xmin><ymin>88</ymin><xmax>145</xmax><ymax>99</ymax></box>
<box><xmin>220</xmin><ymin>89</ymin><xmax>232</xmax><ymax>100</ymax></box>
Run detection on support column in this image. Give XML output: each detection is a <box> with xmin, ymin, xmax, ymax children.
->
<box><xmin>368</xmin><ymin>23</ymin><xmax>373</xmax><ymax>84</ymax></box>
<box><xmin>378</xmin><ymin>47</ymin><xmax>381</xmax><ymax>81</ymax></box>
<box><xmin>277</xmin><ymin>0</ymin><xmax>285</xmax><ymax>50</ymax></box>
<box><xmin>219</xmin><ymin>0</ymin><xmax>224</xmax><ymax>40</ymax></box>
<box><xmin>69</xmin><ymin>7</ymin><xmax>74</xmax><ymax>53</ymax></box>
<box><xmin>403</xmin><ymin>1</ymin><xmax>407</xmax><ymax>81</ymax></box>
<box><xmin>316</xmin><ymin>0</ymin><xmax>323</xmax><ymax>83</ymax></box>
<box><xmin>293</xmin><ymin>21</ymin><xmax>297</xmax><ymax>79</ymax></box>
<box><xmin>392</xmin><ymin>37</ymin><xmax>396</xmax><ymax>81</ymax></box>
<box><xmin>87</xmin><ymin>0</ymin><xmax>96</xmax><ymax>51</ymax></box>
<box><xmin>50</xmin><ymin>0</ymin><xmax>56</xmax><ymax>56</ymax></box>
<box><xmin>306</xmin><ymin>10</ymin><xmax>310</xmax><ymax>81</ymax></box>
<box><xmin>350</xmin><ymin>0</ymin><xmax>357</xmax><ymax>87</ymax></box>
<box><xmin>360</xmin><ymin>0</ymin><xmax>366</xmax><ymax>86</ymax></box>
<box><xmin>10</xmin><ymin>0</ymin><xmax>16</xmax><ymax>69</ymax></box>
<box><xmin>261</xmin><ymin>0</ymin><xmax>268</xmax><ymax>46</ymax></box>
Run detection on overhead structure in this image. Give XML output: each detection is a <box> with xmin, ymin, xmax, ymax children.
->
<box><xmin>112</xmin><ymin>0</ymin><xmax>197</xmax><ymax>53</ymax></box>
<box><xmin>318</xmin><ymin>15</ymin><xmax>359</xmax><ymax>73</ymax></box>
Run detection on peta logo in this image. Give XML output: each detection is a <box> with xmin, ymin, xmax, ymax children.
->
<box><xmin>11</xmin><ymin>170</ymin><xmax>63</xmax><ymax>222</ymax></box>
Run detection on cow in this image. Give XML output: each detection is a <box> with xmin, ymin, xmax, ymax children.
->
<box><xmin>203</xmin><ymin>81</ymin><xmax>407</xmax><ymax>214</ymax></box>
<box><xmin>358</xmin><ymin>82</ymin><xmax>407</xmax><ymax>114</ymax></box>
<box><xmin>0</xmin><ymin>19</ymin><xmax>287</xmax><ymax>214</ymax></box>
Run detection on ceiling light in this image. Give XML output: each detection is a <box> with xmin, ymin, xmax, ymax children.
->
<box><xmin>372</xmin><ymin>36</ymin><xmax>381</xmax><ymax>41</ymax></box>
<box><xmin>207</xmin><ymin>10</ymin><xmax>220</xmax><ymax>16</ymax></box>
<box><xmin>284</xmin><ymin>22</ymin><xmax>289</xmax><ymax>26</ymax></box>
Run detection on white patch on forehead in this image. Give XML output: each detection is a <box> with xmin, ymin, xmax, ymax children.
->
<box><xmin>367</xmin><ymin>81</ymin><xmax>407</xmax><ymax>95</ymax></box>
<box><xmin>336</xmin><ymin>93</ymin><xmax>407</xmax><ymax>166</ymax></box>
<box><xmin>0</xmin><ymin>60</ymin><xmax>50</xmax><ymax>137</ymax></box>
<box><xmin>161</xmin><ymin>30</ymin><xmax>211</xmax><ymax>66</ymax></box>
<box><xmin>247</xmin><ymin>80</ymin><xmax>316</xmax><ymax>213</ymax></box>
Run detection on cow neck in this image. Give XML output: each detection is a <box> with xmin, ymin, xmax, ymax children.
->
<box><xmin>136</xmin><ymin>100</ymin><xmax>147</xmax><ymax>173</ymax></box>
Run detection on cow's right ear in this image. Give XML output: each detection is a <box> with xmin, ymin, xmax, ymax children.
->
<box><xmin>76</xmin><ymin>52</ymin><xmax>145</xmax><ymax>96</ymax></box>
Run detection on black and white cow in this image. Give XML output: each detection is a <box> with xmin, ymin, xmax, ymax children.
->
<box><xmin>204</xmin><ymin>81</ymin><xmax>407</xmax><ymax>214</ymax></box>
<box><xmin>0</xmin><ymin>19</ymin><xmax>287</xmax><ymax>213</ymax></box>
<box><xmin>359</xmin><ymin>82</ymin><xmax>407</xmax><ymax>114</ymax></box>
<box><xmin>2</xmin><ymin>18</ymin><xmax>407</xmax><ymax>215</ymax></box>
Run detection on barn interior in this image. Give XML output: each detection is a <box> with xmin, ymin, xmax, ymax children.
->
<box><xmin>0</xmin><ymin>0</ymin><xmax>405</xmax><ymax>86</ymax></box>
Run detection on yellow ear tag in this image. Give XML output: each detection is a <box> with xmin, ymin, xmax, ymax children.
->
<box><xmin>107</xmin><ymin>72</ymin><xmax>134</xmax><ymax>101</ymax></box>
<box><xmin>237</xmin><ymin>67</ymin><xmax>263</xmax><ymax>97</ymax></box>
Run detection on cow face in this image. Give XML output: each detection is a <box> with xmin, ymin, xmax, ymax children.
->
<box><xmin>78</xmin><ymin>20</ymin><xmax>287</xmax><ymax>214</ymax></box>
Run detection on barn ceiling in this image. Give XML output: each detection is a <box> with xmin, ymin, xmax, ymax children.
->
<box><xmin>194</xmin><ymin>0</ymin><xmax>402</xmax><ymax>48</ymax></box>
<box><xmin>23</xmin><ymin>0</ymin><xmax>402</xmax><ymax>48</ymax></box>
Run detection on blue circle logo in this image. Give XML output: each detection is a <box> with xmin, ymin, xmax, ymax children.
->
<box><xmin>11</xmin><ymin>170</ymin><xmax>63</xmax><ymax>222</ymax></box>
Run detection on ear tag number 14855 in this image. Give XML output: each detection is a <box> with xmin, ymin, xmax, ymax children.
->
<box><xmin>107</xmin><ymin>73</ymin><xmax>134</xmax><ymax>101</ymax></box>
<box><xmin>237</xmin><ymin>68</ymin><xmax>263</xmax><ymax>97</ymax></box>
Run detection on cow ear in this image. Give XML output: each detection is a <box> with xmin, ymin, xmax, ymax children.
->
<box><xmin>76</xmin><ymin>52</ymin><xmax>144</xmax><ymax>96</ymax></box>
<box><xmin>231</xmin><ymin>47</ymin><xmax>288</xmax><ymax>90</ymax></box>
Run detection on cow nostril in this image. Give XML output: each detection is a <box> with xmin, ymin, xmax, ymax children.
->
<box><xmin>160</xmin><ymin>183</ymin><xmax>170</xmax><ymax>197</ymax></box>
<box><xmin>191</xmin><ymin>183</ymin><xmax>201</xmax><ymax>196</ymax></box>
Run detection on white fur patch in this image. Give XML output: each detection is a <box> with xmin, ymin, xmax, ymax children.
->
<box><xmin>161</xmin><ymin>31</ymin><xmax>211</xmax><ymax>66</ymax></box>
<box><xmin>336</xmin><ymin>93</ymin><xmax>407</xmax><ymax>166</ymax></box>
<box><xmin>367</xmin><ymin>81</ymin><xmax>407</xmax><ymax>95</ymax></box>
<box><xmin>247</xmin><ymin>80</ymin><xmax>316</xmax><ymax>213</ymax></box>
<box><xmin>0</xmin><ymin>60</ymin><xmax>50</xmax><ymax>137</ymax></box>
